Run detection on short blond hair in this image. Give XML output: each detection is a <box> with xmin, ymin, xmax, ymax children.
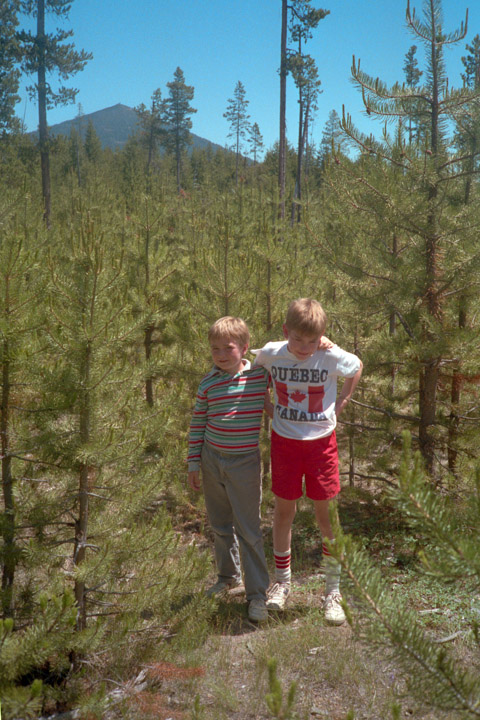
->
<box><xmin>285</xmin><ymin>298</ymin><xmax>327</xmax><ymax>336</ymax></box>
<box><xmin>208</xmin><ymin>316</ymin><xmax>250</xmax><ymax>347</ymax></box>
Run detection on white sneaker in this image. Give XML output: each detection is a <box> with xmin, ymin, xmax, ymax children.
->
<box><xmin>266</xmin><ymin>582</ymin><xmax>291</xmax><ymax>610</ymax></box>
<box><xmin>324</xmin><ymin>590</ymin><xmax>346</xmax><ymax>625</ymax></box>
<box><xmin>248</xmin><ymin>598</ymin><xmax>268</xmax><ymax>622</ymax></box>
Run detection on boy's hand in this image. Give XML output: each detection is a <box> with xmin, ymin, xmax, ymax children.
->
<box><xmin>263</xmin><ymin>390</ymin><xmax>274</xmax><ymax>419</ymax></box>
<box><xmin>318</xmin><ymin>335</ymin><xmax>334</xmax><ymax>350</ymax></box>
<box><xmin>335</xmin><ymin>396</ymin><xmax>349</xmax><ymax>417</ymax></box>
<box><xmin>188</xmin><ymin>470</ymin><xmax>202</xmax><ymax>491</ymax></box>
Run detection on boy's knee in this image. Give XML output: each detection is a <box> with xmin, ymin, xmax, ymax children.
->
<box><xmin>275</xmin><ymin>498</ymin><xmax>297</xmax><ymax>521</ymax></box>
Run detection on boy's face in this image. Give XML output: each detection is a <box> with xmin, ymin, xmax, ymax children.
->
<box><xmin>210</xmin><ymin>337</ymin><xmax>248</xmax><ymax>375</ymax></box>
<box><xmin>283</xmin><ymin>324</ymin><xmax>321</xmax><ymax>361</ymax></box>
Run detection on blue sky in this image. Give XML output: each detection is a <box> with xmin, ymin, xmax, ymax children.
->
<box><xmin>16</xmin><ymin>0</ymin><xmax>479</xmax><ymax>154</ymax></box>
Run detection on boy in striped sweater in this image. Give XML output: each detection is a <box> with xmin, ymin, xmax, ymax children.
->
<box><xmin>187</xmin><ymin>317</ymin><xmax>271</xmax><ymax>622</ymax></box>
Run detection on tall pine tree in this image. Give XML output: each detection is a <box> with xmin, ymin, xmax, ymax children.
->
<box><xmin>333</xmin><ymin>0</ymin><xmax>480</xmax><ymax>479</ymax></box>
<box><xmin>17</xmin><ymin>0</ymin><xmax>92</xmax><ymax>225</ymax></box>
<box><xmin>0</xmin><ymin>0</ymin><xmax>21</xmax><ymax>133</ymax></box>
<box><xmin>162</xmin><ymin>67</ymin><xmax>196</xmax><ymax>193</ymax></box>
<box><xmin>224</xmin><ymin>81</ymin><xmax>250</xmax><ymax>186</ymax></box>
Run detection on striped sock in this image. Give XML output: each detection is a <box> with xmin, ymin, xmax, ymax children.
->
<box><xmin>274</xmin><ymin>549</ymin><xmax>291</xmax><ymax>583</ymax></box>
<box><xmin>323</xmin><ymin>541</ymin><xmax>341</xmax><ymax>595</ymax></box>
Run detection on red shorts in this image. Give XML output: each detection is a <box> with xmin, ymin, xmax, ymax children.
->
<box><xmin>271</xmin><ymin>430</ymin><xmax>340</xmax><ymax>501</ymax></box>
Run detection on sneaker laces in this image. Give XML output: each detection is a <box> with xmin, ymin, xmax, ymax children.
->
<box><xmin>268</xmin><ymin>582</ymin><xmax>290</xmax><ymax>600</ymax></box>
<box><xmin>324</xmin><ymin>590</ymin><xmax>342</xmax><ymax>608</ymax></box>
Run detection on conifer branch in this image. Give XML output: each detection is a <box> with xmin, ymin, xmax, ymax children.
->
<box><xmin>352</xmin><ymin>399</ymin><xmax>419</xmax><ymax>422</ymax></box>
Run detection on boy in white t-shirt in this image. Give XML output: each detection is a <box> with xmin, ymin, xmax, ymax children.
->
<box><xmin>253</xmin><ymin>298</ymin><xmax>363</xmax><ymax>624</ymax></box>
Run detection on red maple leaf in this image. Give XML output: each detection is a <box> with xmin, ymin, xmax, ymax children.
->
<box><xmin>290</xmin><ymin>390</ymin><xmax>306</xmax><ymax>403</ymax></box>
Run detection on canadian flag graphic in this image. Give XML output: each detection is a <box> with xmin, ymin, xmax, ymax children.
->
<box><xmin>275</xmin><ymin>381</ymin><xmax>325</xmax><ymax>413</ymax></box>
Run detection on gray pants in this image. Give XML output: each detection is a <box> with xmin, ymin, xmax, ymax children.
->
<box><xmin>201</xmin><ymin>442</ymin><xmax>269</xmax><ymax>602</ymax></box>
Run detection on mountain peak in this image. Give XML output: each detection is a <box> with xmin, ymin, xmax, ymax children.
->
<box><xmin>40</xmin><ymin>104</ymin><xmax>223</xmax><ymax>152</ymax></box>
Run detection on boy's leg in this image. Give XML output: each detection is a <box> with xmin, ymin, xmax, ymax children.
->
<box><xmin>273</xmin><ymin>496</ymin><xmax>297</xmax><ymax>552</ymax></box>
<box><xmin>314</xmin><ymin>499</ymin><xmax>340</xmax><ymax>592</ymax></box>
<box><xmin>267</xmin><ymin>497</ymin><xmax>296</xmax><ymax>609</ymax></box>
<box><xmin>268</xmin><ymin>432</ymin><xmax>303</xmax><ymax>609</ymax></box>
<box><xmin>273</xmin><ymin>496</ymin><xmax>296</xmax><ymax>581</ymax></box>
<box><xmin>304</xmin><ymin>433</ymin><xmax>345</xmax><ymax>624</ymax></box>
<box><xmin>201</xmin><ymin>444</ymin><xmax>242</xmax><ymax>588</ymax></box>
<box><xmin>222</xmin><ymin>450</ymin><xmax>270</xmax><ymax>605</ymax></box>
<box><xmin>313</xmin><ymin>498</ymin><xmax>344</xmax><ymax>625</ymax></box>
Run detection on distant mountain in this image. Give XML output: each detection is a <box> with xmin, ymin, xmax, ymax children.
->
<box><xmin>32</xmin><ymin>103</ymin><xmax>224</xmax><ymax>153</ymax></box>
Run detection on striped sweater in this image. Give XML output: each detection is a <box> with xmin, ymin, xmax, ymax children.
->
<box><xmin>187</xmin><ymin>361</ymin><xmax>269</xmax><ymax>471</ymax></box>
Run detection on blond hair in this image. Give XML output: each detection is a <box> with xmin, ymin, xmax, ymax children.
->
<box><xmin>208</xmin><ymin>316</ymin><xmax>250</xmax><ymax>347</ymax></box>
<box><xmin>285</xmin><ymin>298</ymin><xmax>327</xmax><ymax>336</ymax></box>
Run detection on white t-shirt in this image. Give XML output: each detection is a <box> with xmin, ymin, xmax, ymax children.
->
<box><xmin>253</xmin><ymin>341</ymin><xmax>361</xmax><ymax>440</ymax></box>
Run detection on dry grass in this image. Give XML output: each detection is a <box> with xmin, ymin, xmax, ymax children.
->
<box><xmin>102</xmin><ymin>573</ymin><xmax>475</xmax><ymax>720</ymax></box>
<box><xmin>89</xmin><ymin>482</ymin><xmax>478</xmax><ymax>720</ymax></box>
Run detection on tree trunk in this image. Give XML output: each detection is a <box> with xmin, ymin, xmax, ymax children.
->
<box><xmin>348</xmin><ymin>328</ymin><xmax>359</xmax><ymax>486</ymax></box>
<box><xmin>74</xmin><ymin>341</ymin><xmax>91</xmax><ymax>630</ymax></box>
<box><xmin>1</xmin><ymin>337</ymin><xmax>15</xmax><ymax>618</ymax></box>
<box><xmin>144</xmin><ymin>209</ymin><xmax>154</xmax><ymax>407</ymax></box>
<box><xmin>175</xmin><ymin>130</ymin><xmax>181</xmax><ymax>193</ymax></box>
<box><xmin>235</xmin><ymin>121</ymin><xmax>240</xmax><ymax>186</ymax></box>
<box><xmin>145</xmin><ymin>324</ymin><xmax>154</xmax><ymax>407</ymax></box>
<box><xmin>291</xmin><ymin>96</ymin><xmax>310</xmax><ymax>225</ymax></box>
<box><xmin>262</xmin><ymin>258</ymin><xmax>273</xmax><ymax>479</ymax></box>
<box><xmin>418</xmin><ymin>359</ymin><xmax>439</xmax><ymax>477</ymax></box>
<box><xmin>291</xmin><ymin>86</ymin><xmax>303</xmax><ymax>226</ymax></box>
<box><xmin>447</xmin><ymin>303</ymin><xmax>467</xmax><ymax>474</ymax></box>
<box><xmin>390</xmin><ymin>234</ymin><xmax>398</xmax><ymax>394</ymax></box>
<box><xmin>278</xmin><ymin>0</ymin><xmax>288</xmax><ymax>220</ymax></box>
<box><xmin>418</xmin><ymin>8</ymin><xmax>443</xmax><ymax>479</ymax></box>
<box><xmin>37</xmin><ymin>0</ymin><xmax>51</xmax><ymax>227</ymax></box>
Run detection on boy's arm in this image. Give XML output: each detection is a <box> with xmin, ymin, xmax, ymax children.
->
<box><xmin>263</xmin><ymin>389</ymin><xmax>274</xmax><ymax>419</ymax></box>
<box><xmin>335</xmin><ymin>361</ymin><xmax>363</xmax><ymax>417</ymax></box>
<box><xmin>186</xmin><ymin>386</ymin><xmax>208</xmax><ymax>489</ymax></box>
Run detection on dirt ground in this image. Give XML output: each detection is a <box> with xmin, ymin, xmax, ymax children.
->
<box><xmin>113</xmin><ymin>571</ymin><xmax>471</xmax><ymax>720</ymax></box>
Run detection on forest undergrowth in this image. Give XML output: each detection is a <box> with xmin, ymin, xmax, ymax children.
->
<box><xmin>74</xmin><ymin>450</ymin><xmax>479</xmax><ymax>720</ymax></box>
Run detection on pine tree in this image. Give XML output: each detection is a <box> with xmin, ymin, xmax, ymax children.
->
<box><xmin>402</xmin><ymin>45</ymin><xmax>423</xmax><ymax>143</ymax></box>
<box><xmin>288</xmin><ymin>1</ymin><xmax>327</xmax><ymax>223</ymax></box>
<box><xmin>17</xmin><ymin>0</ymin><xmax>92</xmax><ymax>226</ymax></box>
<box><xmin>248</xmin><ymin>121</ymin><xmax>264</xmax><ymax>166</ymax></box>
<box><xmin>68</xmin><ymin>125</ymin><xmax>83</xmax><ymax>186</ymax></box>
<box><xmin>456</xmin><ymin>34</ymin><xmax>480</xmax><ymax>204</ymax></box>
<box><xmin>0</xmin><ymin>193</ymin><xmax>44</xmax><ymax>618</ymax></box>
<box><xmin>0</xmin><ymin>180</ymin><xmax>211</xmax><ymax>714</ymax></box>
<box><xmin>461</xmin><ymin>33</ymin><xmax>480</xmax><ymax>88</ymax></box>
<box><xmin>135</xmin><ymin>87</ymin><xmax>166</xmax><ymax>182</ymax></box>
<box><xmin>319</xmin><ymin>109</ymin><xmax>344</xmax><ymax>166</ymax></box>
<box><xmin>332</xmin><ymin>0</ymin><xmax>480</xmax><ymax>479</ymax></box>
<box><xmin>224</xmin><ymin>81</ymin><xmax>250</xmax><ymax>186</ymax></box>
<box><xmin>278</xmin><ymin>0</ymin><xmax>288</xmax><ymax>219</ymax></box>
<box><xmin>84</xmin><ymin>121</ymin><xmax>101</xmax><ymax>164</ymax></box>
<box><xmin>0</xmin><ymin>0</ymin><xmax>21</xmax><ymax>134</ymax></box>
<box><xmin>119</xmin><ymin>134</ymin><xmax>145</xmax><ymax>212</ymax></box>
<box><xmin>162</xmin><ymin>67</ymin><xmax>196</xmax><ymax>193</ymax></box>
<box><xmin>128</xmin><ymin>196</ymin><xmax>180</xmax><ymax>408</ymax></box>
<box><xmin>278</xmin><ymin>0</ymin><xmax>328</xmax><ymax>219</ymax></box>
<box><xmin>83</xmin><ymin>119</ymin><xmax>102</xmax><ymax>189</ymax></box>
<box><xmin>332</xmin><ymin>432</ymin><xmax>480</xmax><ymax>717</ymax></box>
